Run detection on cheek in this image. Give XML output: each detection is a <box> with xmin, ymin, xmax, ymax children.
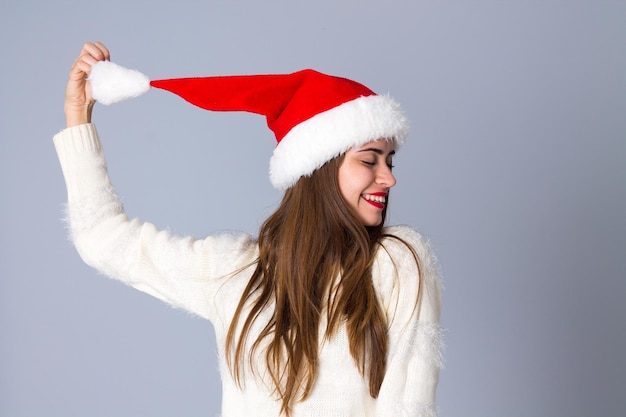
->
<box><xmin>337</xmin><ymin>178</ymin><xmax>353</xmax><ymax>204</ymax></box>
<box><xmin>337</xmin><ymin>165</ymin><xmax>350</xmax><ymax>200</ymax></box>
<box><xmin>337</xmin><ymin>166</ymin><xmax>363</xmax><ymax>202</ymax></box>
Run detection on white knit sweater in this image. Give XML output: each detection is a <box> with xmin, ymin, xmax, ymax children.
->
<box><xmin>53</xmin><ymin>124</ymin><xmax>443</xmax><ymax>417</ymax></box>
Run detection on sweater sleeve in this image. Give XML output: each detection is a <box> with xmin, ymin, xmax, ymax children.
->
<box><xmin>53</xmin><ymin>124</ymin><xmax>258</xmax><ymax>321</ymax></box>
<box><xmin>374</xmin><ymin>226</ymin><xmax>443</xmax><ymax>417</ymax></box>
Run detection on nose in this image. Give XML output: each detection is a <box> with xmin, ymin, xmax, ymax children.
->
<box><xmin>377</xmin><ymin>165</ymin><xmax>397</xmax><ymax>189</ymax></box>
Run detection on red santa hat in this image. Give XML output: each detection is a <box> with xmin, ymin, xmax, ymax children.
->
<box><xmin>88</xmin><ymin>61</ymin><xmax>409</xmax><ymax>190</ymax></box>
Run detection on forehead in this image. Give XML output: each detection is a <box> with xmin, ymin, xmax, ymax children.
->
<box><xmin>351</xmin><ymin>138</ymin><xmax>396</xmax><ymax>154</ymax></box>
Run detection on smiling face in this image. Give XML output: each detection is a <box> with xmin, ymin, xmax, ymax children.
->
<box><xmin>337</xmin><ymin>139</ymin><xmax>397</xmax><ymax>227</ymax></box>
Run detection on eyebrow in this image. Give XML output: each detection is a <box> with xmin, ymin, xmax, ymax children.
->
<box><xmin>358</xmin><ymin>147</ymin><xmax>396</xmax><ymax>156</ymax></box>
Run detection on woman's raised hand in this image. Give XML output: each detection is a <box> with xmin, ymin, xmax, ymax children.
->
<box><xmin>64</xmin><ymin>42</ymin><xmax>110</xmax><ymax>127</ymax></box>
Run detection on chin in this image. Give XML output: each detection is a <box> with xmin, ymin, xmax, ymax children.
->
<box><xmin>361</xmin><ymin>216</ymin><xmax>383</xmax><ymax>227</ymax></box>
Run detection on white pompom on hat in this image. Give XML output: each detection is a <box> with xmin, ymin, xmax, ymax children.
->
<box><xmin>89</xmin><ymin>61</ymin><xmax>151</xmax><ymax>105</ymax></box>
<box><xmin>89</xmin><ymin>61</ymin><xmax>409</xmax><ymax>190</ymax></box>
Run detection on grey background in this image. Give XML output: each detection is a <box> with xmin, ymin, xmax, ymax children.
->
<box><xmin>1</xmin><ymin>1</ymin><xmax>625</xmax><ymax>416</ymax></box>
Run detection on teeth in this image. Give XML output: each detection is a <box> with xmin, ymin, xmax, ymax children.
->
<box><xmin>363</xmin><ymin>194</ymin><xmax>386</xmax><ymax>203</ymax></box>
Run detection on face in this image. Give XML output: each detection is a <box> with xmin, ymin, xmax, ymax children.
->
<box><xmin>337</xmin><ymin>139</ymin><xmax>397</xmax><ymax>226</ymax></box>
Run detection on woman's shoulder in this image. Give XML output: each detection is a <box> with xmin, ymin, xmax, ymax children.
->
<box><xmin>375</xmin><ymin>225</ymin><xmax>443</xmax><ymax>322</ymax></box>
<box><xmin>380</xmin><ymin>224</ymin><xmax>435</xmax><ymax>263</ymax></box>
<box><xmin>203</xmin><ymin>229</ymin><xmax>258</xmax><ymax>249</ymax></box>
<box><xmin>375</xmin><ymin>224</ymin><xmax>441</xmax><ymax>292</ymax></box>
<box><xmin>382</xmin><ymin>224</ymin><xmax>423</xmax><ymax>243</ymax></box>
<box><xmin>200</xmin><ymin>230</ymin><xmax>259</xmax><ymax>266</ymax></box>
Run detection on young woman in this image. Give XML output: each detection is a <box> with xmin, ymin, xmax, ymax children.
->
<box><xmin>55</xmin><ymin>41</ymin><xmax>443</xmax><ymax>417</ymax></box>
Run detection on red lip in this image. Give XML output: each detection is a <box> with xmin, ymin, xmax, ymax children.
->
<box><xmin>361</xmin><ymin>192</ymin><xmax>387</xmax><ymax>209</ymax></box>
<box><xmin>363</xmin><ymin>199</ymin><xmax>384</xmax><ymax>209</ymax></box>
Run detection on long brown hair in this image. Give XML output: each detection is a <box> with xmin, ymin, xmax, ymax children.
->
<box><xmin>225</xmin><ymin>153</ymin><xmax>413</xmax><ymax>415</ymax></box>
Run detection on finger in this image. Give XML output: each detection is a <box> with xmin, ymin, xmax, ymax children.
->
<box><xmin>78</xmin><ymin>53</ymin><xmax>99</xmax><ymax>68</ymax></box>
<box><xmin>68</xmin><ymin>57</ymin><xmax>95</xmax><ymax>80</ymax></box>
<box><xmin>70</xmin><ymin>51</ymin><xmax>104</xmax><ymax>79</ymax></box>
<box><xmin>71</xmin><ymin>60</ymin><xmax>93</xmax><ymax>77</ymax></box>
<box><xmin>81</xmin><ymin>41</ymin><xmax>108</xmax><ymax>62</ymax></box>
<box><xmin>93</xmin><ymin>41</ymin><xmax>111</xmax><ymax>61</ymax></box>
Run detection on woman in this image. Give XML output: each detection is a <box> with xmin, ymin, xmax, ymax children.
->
<box><xmin>55</xmin><ymin>42</ymin><xmax>443</xmax><ymax>417</ymax></box>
